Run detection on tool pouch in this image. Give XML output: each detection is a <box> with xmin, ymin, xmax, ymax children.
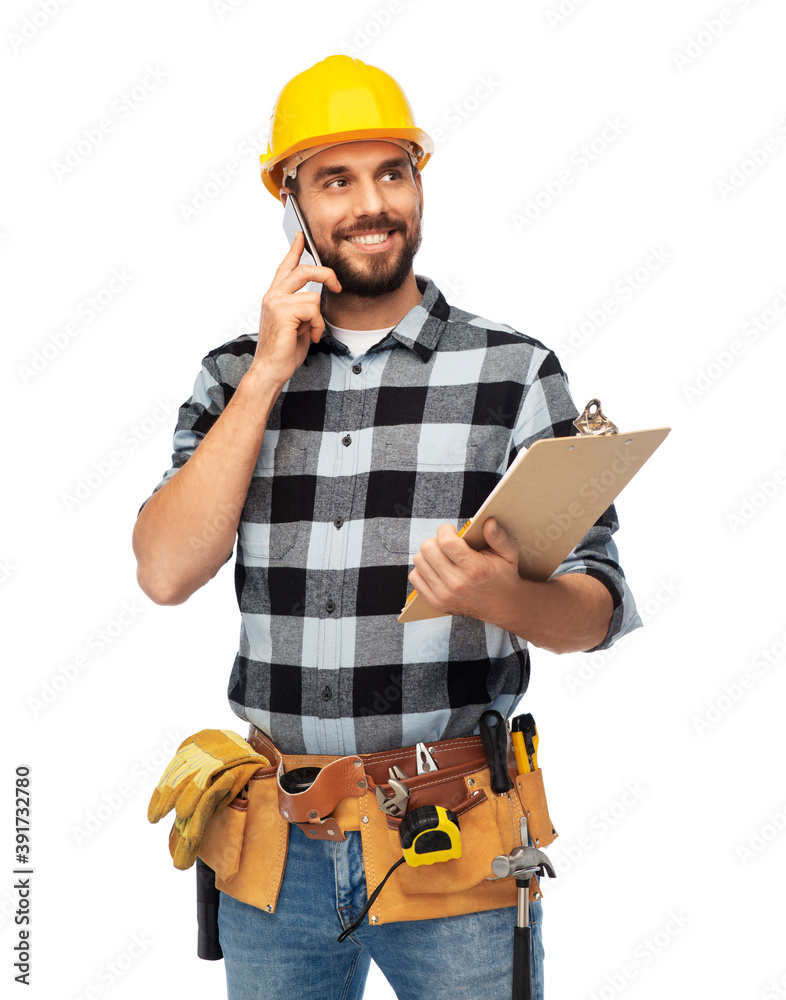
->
<box><xmin>197</xmin><ymin>762</ymin><xmax>290</xmax><ymax>915</ymax></box>
<box><xmin>360</xmin><ymin>756</ymin><xmax>558</xmax><ymax>925</ymax></box>
<box><xmin>196</xmin><ymin>730</ymin><xmax>559</xmax><ymax>924</ymax></box>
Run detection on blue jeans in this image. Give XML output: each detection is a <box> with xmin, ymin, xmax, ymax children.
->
<box><xmin>218</xmin><ymin>825</ymin><xmax>544</xmax><ymax>1000</ymax></box>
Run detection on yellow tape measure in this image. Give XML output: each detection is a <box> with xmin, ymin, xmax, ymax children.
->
<box><xmin>337</xmin><ymin>804</ymin><xmax>462</xmax><ymax>942</ymax></box>
<box><xmin>399</xmin><ymin>805</ymin><xmax>462</xmax><ymax>866</ymax></box>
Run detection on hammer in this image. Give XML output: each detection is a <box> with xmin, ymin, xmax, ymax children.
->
<box><xmin>492</xmin><ymin>821</ymin><xmax>556</xmax><ymax>1000</ymax></box>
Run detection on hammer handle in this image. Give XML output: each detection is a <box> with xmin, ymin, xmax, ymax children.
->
<box><xmin>512</xmin><ymin>925</ymin><xmax>532</xmax><ymax>1000</ymax></box>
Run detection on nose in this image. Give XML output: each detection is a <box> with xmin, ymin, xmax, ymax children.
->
<box><xmin>349</xmin><ymin>175</ymin><xmax>388</xmax><ymax>221</ymax></box>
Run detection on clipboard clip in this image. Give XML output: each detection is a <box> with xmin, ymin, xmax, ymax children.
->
<box><xmin>573</xmin><ymin>399</ymin><xmax>619</xmax><ymax>436</ymax></box>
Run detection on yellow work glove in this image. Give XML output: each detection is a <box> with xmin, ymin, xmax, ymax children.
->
<box><xmin>148</xmin><ymin>729</ymin><xmax>269</xmax><ymax>870</ymax></box>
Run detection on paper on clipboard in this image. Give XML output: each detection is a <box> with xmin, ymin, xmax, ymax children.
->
<box><xmin>398</xmin><ymin>404</ymin><xmax>670</xmax><ymax>623</ymax></box>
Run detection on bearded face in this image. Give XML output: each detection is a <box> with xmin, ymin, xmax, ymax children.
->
<box><xmin>313</xmin><ymin>208</ymin><xmax>423</xmax><ymax>299</ymax></box>
<box><xmin>287</xmin><ymin>141</ymin><xmax>424</xmax><ymax>299</ymax></box>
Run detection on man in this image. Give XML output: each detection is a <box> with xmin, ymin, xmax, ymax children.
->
<box><xmin>134</xmin><ymin>55</ymin><xmax>640</xmax><ymax>1000</ymax></box>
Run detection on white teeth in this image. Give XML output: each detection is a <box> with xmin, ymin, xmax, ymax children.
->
<box><xmin>346</xmin><ymin>232</ymin><xmax>390</xmax><ymax>245</ymax></box>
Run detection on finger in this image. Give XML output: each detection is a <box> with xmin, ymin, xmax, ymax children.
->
<box><xmin>412</xmin><ymin>546</ymin><xmax>455</xmax><ymax>594</ymax></box>
<box><xmin>277</xmin><ymin>264</ymin><xmax>342</xmax><ymax>296</ymax></box>
<box><xmin>410</xmin><ymin>547</ymin><xmax>464</xmax><ymax>614</ymax></box>
<box><xmin>482</xmin><ymin>518</ymin><xmax>518</xmax><ymax>562</ymax></box>
<box><xmin>261</xmin><ymin>289</ymin><xmax>324</xmax><ymax>347</ymax></box>
<box><xmin>432</xmin><ymin>523</ymin><xmax>475</xmax><ymax>568</ymax></box>
<box><xmin>308</xmin><ymin>309</ymin><xmax>325</xmax><ymax>344</ymax></box>
<box><xmin>408</xmin><ymin>561</ymin><xmax>448</xmax><ymax>611</ymax></box>
<box><xmin>282</xmin><ymin>291</ymin><xmax>326</xmax><ymax>344</ymax></box>
<box><xmin>270</xmin><ymin>231</ymin><xmax>306</xmax><ymax>287</ymax></box>
<box><xmin>270</xmin><ymin>233</ymin><xmax>343</xmax><ymax>295</ymax></box>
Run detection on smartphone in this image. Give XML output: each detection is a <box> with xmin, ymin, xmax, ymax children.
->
<box><xmin>282</xmin><ymin>193</ymin><xmax>322</xmax><ymax>294</ymax></box>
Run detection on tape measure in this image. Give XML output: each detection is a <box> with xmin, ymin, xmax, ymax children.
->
<box><xmin>336</xmin><ymin>804</ymin><xmax>462</xmax><ymax>942</ymax></box>
<box><xmin>399</xmin><ymin>805</ymin><xmax>462</xmax><ymax>866</ymax></box>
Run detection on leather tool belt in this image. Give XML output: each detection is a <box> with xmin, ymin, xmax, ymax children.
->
<box><xmin>197</xmin><ymin>725</ymin><xmax>558</xmax><ymax>927</ymax></box>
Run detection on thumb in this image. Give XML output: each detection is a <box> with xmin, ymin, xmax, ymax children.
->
<box><xmin>483</xmin><ymin>518</ymin><xmax>517</xmax><ymax>561</ymax></box>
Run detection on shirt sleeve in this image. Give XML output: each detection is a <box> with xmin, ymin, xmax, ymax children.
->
<box><xmin>136</xmin><ymin>357</ymin><xmax>226</xmax><ymax>515</ymax></box>
<box><xmin>509</xmin><ymin>345</ymin><xmax>642</xmax><ymax>652</ymax></box>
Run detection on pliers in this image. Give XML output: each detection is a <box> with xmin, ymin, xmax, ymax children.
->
<box><xmin>415</xmin><ymin>742</ymin><xmax>438</xmax><ymax>774</ymax></box>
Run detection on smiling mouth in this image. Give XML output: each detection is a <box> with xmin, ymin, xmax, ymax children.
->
<box><xmin>344</xmin><ymin>230</ymin><xmax>395</xmax><ymax>246</ymax></box>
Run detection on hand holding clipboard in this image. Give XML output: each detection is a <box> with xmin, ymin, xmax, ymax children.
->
<box><xmin>398</xmin><ymin>401</ymin><xmax>670</xmax><ymax>623</ymax></box>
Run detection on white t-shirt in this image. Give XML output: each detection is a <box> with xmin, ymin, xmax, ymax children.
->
<box><xmin>324</xmin><ymin>322</ymin><xmax>393</xmax><ymax>360</ymax></box>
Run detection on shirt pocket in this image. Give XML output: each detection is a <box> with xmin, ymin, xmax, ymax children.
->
<box><xmin>239</xmin><ymin>445</ymin><xmax>306</xmax><ymax>560</ymax></box>
<box><xmin>377</xmin><ymin>441</ymin><xmax>478</xmax><ymax>556</ymax></box>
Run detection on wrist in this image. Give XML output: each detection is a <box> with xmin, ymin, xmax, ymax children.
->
<box><xmin>241</xmin><ymin>359</ymin><xmax>290</xmax><ymax>400</ymax></box>
<box><xmin>489</xmin><ymin>575</ymin><xmax>532</xmax><ymax>636</ymax></box>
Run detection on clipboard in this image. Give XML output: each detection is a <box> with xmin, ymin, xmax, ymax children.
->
<box><xmin>398</xmin><ymin>400</ymin><xmax>670</xmax><ymax>623</ymax></box>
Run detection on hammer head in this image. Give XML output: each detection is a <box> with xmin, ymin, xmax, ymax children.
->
<box><xmin>491</xmin><ymin>845</ymin><xmax>557</xmax><ymax>880</ymax></box>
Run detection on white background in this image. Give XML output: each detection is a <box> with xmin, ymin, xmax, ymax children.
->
<box><xmin>3</xmin><ymin>0</ymin><xmax>785</xmax><ymax>997</ymax></box>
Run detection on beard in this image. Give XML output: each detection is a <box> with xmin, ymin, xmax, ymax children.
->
<box><xmin>315</xmin><ymin>212</ymin><xmax>422</xmax><ymax>298</ymax></box>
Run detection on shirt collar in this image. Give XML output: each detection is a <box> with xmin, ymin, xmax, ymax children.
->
<box><xmin>385</xmin><ymin>275</ymin><xmax>449</xmax><ymax>362</ymax></box>
<box><xmin>310</xmin><ymin>275</ymin><xmax>449</xmax><ymax>364</ymax></box>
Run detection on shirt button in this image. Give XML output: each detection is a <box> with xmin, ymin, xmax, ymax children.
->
<box><xmin>325</xmin><ymin>599</ymin><xmax>335</xmax><ymax>613</ymax></box>
<box><xmin>342</xmin><ymin>434</ymin><xmax>352</xmax><ymax>447</ymax></box>
<box><xmin>322</xmin><ymin>686</ymin><xmax>333</xmax><ymax>701</ymax></box>
<box><xmin>333</xmin><ymin>517</ymin><xmax>344</xmax><ymax>529</ymax></box>
<box><xmin>352</xmin><ymin>364</ymin><xmax>362</xmax><ymax>374</ymax></box>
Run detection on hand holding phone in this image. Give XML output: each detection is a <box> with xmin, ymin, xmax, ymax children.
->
<box><xmin>282</xmin><ymin>194</ymin><xmax>322</xmax><ymax>294</ymax></box>
<box><xmin>253</xmin><ymin>211</ymin><xmax>339</xmax><ymax>386</ymax></box>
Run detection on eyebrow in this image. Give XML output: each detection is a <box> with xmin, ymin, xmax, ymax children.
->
<box><xmin>309</xmin><ymin>156</ymin><xmax>411</xmax><ymax>185</ymax></box>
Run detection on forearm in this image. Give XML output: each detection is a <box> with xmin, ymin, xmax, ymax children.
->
<box><xmin>491</xmin><ymin>573</ymin><xmax>613</xmax><ymax>654</ymax></box>
<box><xmin>132</xmin><ymin>364</ymin><xmax>283</xmax><ymax>605</ymax></box>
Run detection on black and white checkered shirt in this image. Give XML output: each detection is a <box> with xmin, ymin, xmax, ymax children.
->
<box><xmin>142</xmin><ymin>276</ymin><xmax>641</xmax><ymax>754</ymax></box>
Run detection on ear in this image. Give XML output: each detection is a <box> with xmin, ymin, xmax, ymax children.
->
<box><xmin>279</xmin><ymin>188</ymin><xmax>291</xmax><ymax>207</ymax></box>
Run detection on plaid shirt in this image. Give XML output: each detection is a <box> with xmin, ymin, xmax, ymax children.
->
<box><xmin>142</xmin><ymin>276</ymin><xmax>641</xmax><ymax>755</ymax></box>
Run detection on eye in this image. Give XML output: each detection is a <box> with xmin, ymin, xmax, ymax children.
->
<box><xmin>326</xmin><ymin>177</ymin><xmax>349</xmax><ymax>188</ymax></box>
<box><xmin>381</xmin><ymin>170</ymin><xmax>402</xmax><ymax>181</ymax></box>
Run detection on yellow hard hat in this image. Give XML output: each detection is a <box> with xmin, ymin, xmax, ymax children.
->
<box><xmin>260</xmin><ymin>55</ymin><xmax>433</xmax><ymax>199</ymax></box>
